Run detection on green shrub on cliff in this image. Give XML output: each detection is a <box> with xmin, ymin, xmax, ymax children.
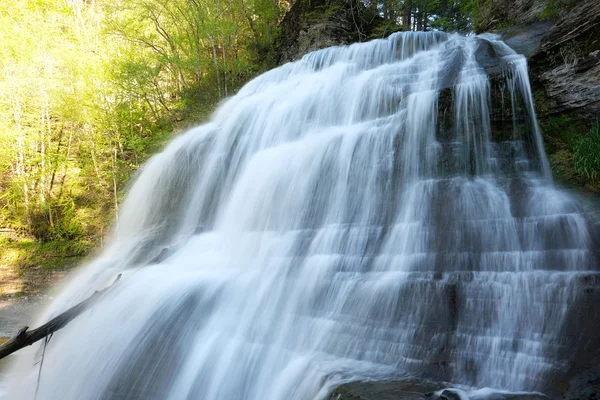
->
<box><xmin>573</xmin><ymin>119</ymin><xmax>600</xmax><ymax>180</ymax></box>
<box><xmin>540</xmin><ymin>0</ymin><xmax>578</xmax><ymax>19</ymax></box>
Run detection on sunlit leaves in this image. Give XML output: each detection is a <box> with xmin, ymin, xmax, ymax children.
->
<box><xmin>0</xmin><ymin>0</ymin><xmax>286</xmax><ymax>242</ymax></box>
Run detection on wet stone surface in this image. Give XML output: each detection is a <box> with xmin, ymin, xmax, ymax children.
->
<box><xmin>329</xmin><ymin>380</ymin><xmax>446</xmax><ymax>400</ymax></box>
<box><xmin>328</xmin><ymin>381</ymin><xmax>552</xmax><ymax>400</ymax></box>
<box><xmin>0</xmin><ymin>296</ymin><xmax>49</xmax><ymax>338</ymax></box>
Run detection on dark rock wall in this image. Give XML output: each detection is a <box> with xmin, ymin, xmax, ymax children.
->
<box><xmin>527</xmin><ymin>0</ymin><xmax>600</xmax><ymax>117</ymax></box>
<box><xmin>276</xmin><ymin>0</ymin><xmax>600</xmax><ymax>191</ymax></box>
<box><xmin>475</xmin><ymin>0</ymin><xmax>548</xmax><ymax>33</ymax></box>
<box><xmin>478</xmin><ymin>0</ymin><xmax>600</xmax><ymax>192</ymax></box>
<box><xmin>275</xmin><ymin>0</ymin><xmax>394</xmax><ymax>64</ymax></box>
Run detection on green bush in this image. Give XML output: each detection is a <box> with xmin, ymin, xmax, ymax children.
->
<box><xmin>29</xmin><ymin>198</ymin><xmax>86</xmax><ymax>243</ymax></box>
<box><xmin>573</xmin><ymin>119</ymin><xmax>600</xmax><ymax>180</ymax></box>
<box><xmin>540</xmin><ymin>0</ymin><xmax>578</xmax><ymax>19</ymax></box>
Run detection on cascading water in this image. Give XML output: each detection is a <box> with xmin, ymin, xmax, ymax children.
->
<box><xmin>4</xmin><ymin>32</ymin><xmax>599</xmax><ymax>399</ymax></box>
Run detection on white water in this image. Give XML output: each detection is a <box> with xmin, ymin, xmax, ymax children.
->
<box><xmin>4</xmin><ymin>32</ymin><xmax>599</xmax><ymax>399</ymax></box>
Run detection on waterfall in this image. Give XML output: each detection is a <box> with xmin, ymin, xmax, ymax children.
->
<box><xmin>4</xmin><ymin>32</ymin><xmax>599</xmax><ymax>399</ymax></box>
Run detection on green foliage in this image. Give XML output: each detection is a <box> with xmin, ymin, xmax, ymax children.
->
<box><xmin>0</xmin><ymin>0</ymin><xmax>287</xmax><ymax>274</ymax></box>
<box><xmin>368</xmin><ymin>19</ymin><xmax>405</xmax><ymax>38</ymax></box>
<box><xmin>541</xmin><ymin>114</ymin><xmax>582</xmax><ymax>148</ymax></box>
<box><xmin>573</xmin><ymin>119</ymin><xmax>600</xmax><ymax>180</ymax></box>
<box><xmin>471</xmin><ymin>0</ymin><xmax>513</xmax><ymax>32</ymax></box>
<box><xmin>0</xmin><ymin>235</ymin><xmax>90</xmax><ymax>271</ymax></box>
<box><xmin>29</xmin><ymin>199</ymin><xmax>84</xmax><ymax>242</ymax></box>
<box><xmin>540</xmin><ymin>114</ymin><xmax>600</xmax><ymax>191</ymax></box>
<box><xmin>429</xmin><ymin>0</ymin><xmax>476</xmax><ymax>33</ymax></box>
<box><xmin>473</xmin><ymin>0</ymin><xmax>578</xmax><ymax>31</ymax></box>
<box><xmin>540</xmin><ymin>0</ymin><xmax>578</xmax><ymax>19</ymax></box>
<box><xmin>369</xmin><ymin>0</ymin><xmax>477</xmax><ymax>33</ymax></box>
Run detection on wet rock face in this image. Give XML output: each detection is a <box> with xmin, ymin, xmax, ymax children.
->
<box><xmin>530</xmin><ymin>0</ymin><xmax>600</xmax><ymax>117</ymax></box>
<box><xmin>328</xmin><ymin>381</ymin><xmax>446</xmax><ymax>400</ymax></box>
<box><xmin>276</xmin><ymin>0</ymin><xmax>351</xmax><ymax>64</ymax></box>
<box><xmin>276</xmin><ymin>0</ymin><xmax>389</xmax><ymax>64</ymax></box>
<box><xmin>476</xmin><ymin>0</ymin><xmax>548</xmax><ymax>33</ymax></box>
<box><xmin>482</xmin><ymin>0</ymin><xmax>600</xmax><ymax>117</ymax></box>
<box><xmin>328</xmin><ymin>381</ymin><xmax>552</xmax><ymax>400</ymax></box>
<box><xmin>562</xmin><ymin>363</ymin><xmax>600</xmax><ymax>400</ymax></box>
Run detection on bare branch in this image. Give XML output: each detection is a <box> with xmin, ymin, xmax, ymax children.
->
<box><xmin>0</xmin><ymin>274</ymin><xmax>122</xmax><ymax>360</ymax></box>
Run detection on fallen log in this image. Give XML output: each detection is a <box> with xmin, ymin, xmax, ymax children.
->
<box><xmin>0</xmin><ymin>274</ymin><xmax>122</xmax><ymax>360</ymax></box>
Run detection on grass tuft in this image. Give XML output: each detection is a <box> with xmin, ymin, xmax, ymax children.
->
<box><xmin>573</xmin><ymin>118</ymin><xmax>600</xmax><ymax>180</ymax></box>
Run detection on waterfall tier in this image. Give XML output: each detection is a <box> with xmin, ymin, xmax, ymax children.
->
<box><xmin>5</xmin><ymin>32</ymin><xmax>600</xmax><ymax>400</ymax></box>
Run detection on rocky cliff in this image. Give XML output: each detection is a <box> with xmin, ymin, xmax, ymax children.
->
<box><xmin>275</xmin><ymin>0</ymin><xmax>397</xmax><ymax>64</ymax></box>
<box><xmin>484</xmin><ymin>0</ymin><xmax>600</xmax><ymax>117</ymax></box>
<box><xmin>478</xmin><ymin>0</ymin><xmax>600</xmax><ymax>192</ymax></box>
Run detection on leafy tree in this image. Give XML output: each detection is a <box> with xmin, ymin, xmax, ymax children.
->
<box><xmin>367</xmin><ymin>0</ymin><xmax>476</xmax><ymax>32</ymax></box>
<box><xmin>0</xmin><ymin>0</ymin><xmax>286</xmax><ymax>260</ymax></box>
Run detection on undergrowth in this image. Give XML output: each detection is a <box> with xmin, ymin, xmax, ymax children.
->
<box><xmin>0</xmin><ymin>235</ymin><xmax>91</xmax><ymax>271</ymax></box>
<box><xmin>540</xmin><ymin>0</ymin><xmax>578</xmax><ymax>19</ymax></box>
<box><xmin>541</xmin><ymin>114</ymin><xmax>600</xmax><ymax>191</ymax></box>
<box><xmin>573</xmin><ymin>118</ymin><xmax>600</xmax><ymax>180</ymax></box>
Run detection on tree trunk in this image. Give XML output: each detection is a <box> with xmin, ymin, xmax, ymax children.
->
<box><xmin>49</xmin><ymin>126</ymin><xmax>65</xmax><ymax>196</ymax></box>
<box><xmin>90</xmin><ymin>145</ymin><xmax>104</xmax><ymax>190</ymax></box>
<box><xmin>13</xmin><ymin>96</ymin><xmax>31</xmax><ymax>225</ymax></box>
<box><xmin>0</xmin><ymin>274</ymin><xmax>122</xmax><ymax>360</ymax></box>
<box><xmin>111</xmin><ymin>143</ymin><xmax>119</xmax><ymax>223</ymax></box>
<box><xmin>208</xmin><ymin>35</ymin><xmax>222</xmax><ymax>99</ymax></box>
<box><xmin>39</xmin><ymin>101</ymin><xmax>47</xmax><ymax>205</ymax></box>
<box><xmin>222</xmin><ymin>37</ymin><xmax>228</xmax><ymax>97</ymax></box>
<box><xmin>57</xmin><ymin>131</ymin><xmax>73</xmax><ymax>201</ymax></box>
<box><xmin>403</xmin><ymin>5</ymin><xmax>412</xmax><ymax>30</ymax></box>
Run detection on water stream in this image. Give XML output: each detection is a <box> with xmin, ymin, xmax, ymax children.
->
<box><xmin>3</xmin><ymin>32</ymin><xmax>599</xmax><ymax>399</ymax></box>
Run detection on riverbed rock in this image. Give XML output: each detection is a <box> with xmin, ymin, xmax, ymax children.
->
<box><xmin>477</xmin><ymin>0</ymin><xmax>600</xmax><ymax>192</ymax></box>
<box><xmin>328</xmin><ymin>380</ymin><xmax>445</xmax><ymax>400</ymax></box>
<box><xmin>329</xmin><ymin>381</ymin><xmax>553</xmax><ymax>400</ymax></box>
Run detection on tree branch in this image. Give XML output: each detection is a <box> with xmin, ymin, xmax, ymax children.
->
<box><xmin>0</xmin><ymin>274</ymin><xmax>122</xmax><ymax>360</ymax></box>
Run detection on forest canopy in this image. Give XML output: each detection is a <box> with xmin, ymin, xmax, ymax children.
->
<box><xmin>369</xmin><ymin>0</ymin><xmax>476</xmax><ymax>33</ymax></box>
<box><xmin>0</xmin><ymin>0</ymin><xmax>285</xmax><ymax>249</ymax></box>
